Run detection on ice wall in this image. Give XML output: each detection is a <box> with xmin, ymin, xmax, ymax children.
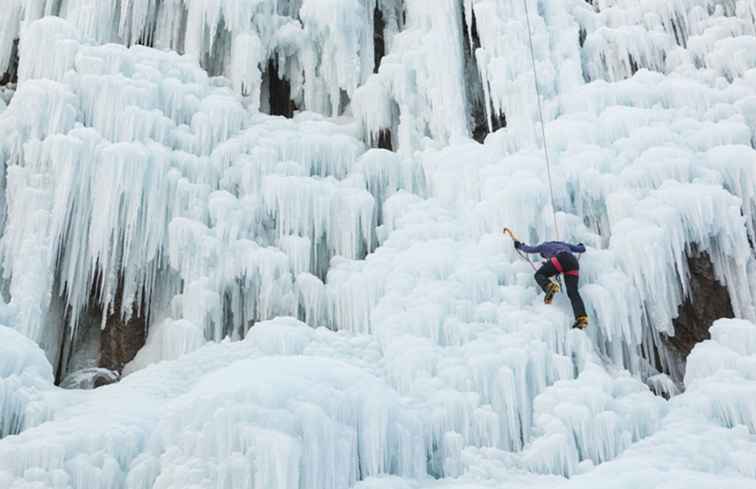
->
<box><xmin>1</xmin><ymin>0</ymin><xmax>756</xmax><ymax>488</ymax></box>
<box><xmin>0</xmin><ymin>0</ymin><xmax>405</xmax><ymax>117</ymax></box>
<box><xmin>0</xmin><ymin>22</ymin><xmax>387</xmax><ymax>365</ymax></box>
<box><xmin>0</xmin><ymin>0</ymin><xmax>753</xmax><ymax>401</ymax></box>
<box><xmin>0</xmin><ymin>0</ymin><xmax>753</xmax><ymax>389</ymax></box>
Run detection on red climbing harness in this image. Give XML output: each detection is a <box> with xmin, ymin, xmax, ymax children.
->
<box><xmin>551</xmin><ymin>256</ymin><xmax>579</xmax><ymax>277</ymax></box>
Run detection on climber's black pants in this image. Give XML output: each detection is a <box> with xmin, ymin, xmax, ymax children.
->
<box><xmin>534</xmin><ymin>252</ymin><xmax>586</xmax><ymax>319</ymax></box>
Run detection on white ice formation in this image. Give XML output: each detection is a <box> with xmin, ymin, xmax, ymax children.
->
<box><xmin>1</xmin><ymin>0</ymin><xmax>756</xmax><ymax>488</ymax></box>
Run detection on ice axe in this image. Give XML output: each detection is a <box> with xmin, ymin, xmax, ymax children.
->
<box><xmin>502</xmin><ymin>227</ymin><xmax>537</xmax><ymax>272</ymax></box>
<box><xmin>502</xmin><ymin>227</ymin><xmax>519</xmax><ymax>242</ymax></box>
<box><xmin>502</xmin><ymin>228</ymin><xmax>560</xmax><ymax>290</ymax></box>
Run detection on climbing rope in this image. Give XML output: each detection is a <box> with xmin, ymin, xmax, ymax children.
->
<box><xmin>503</xmin><ymin>228</ymin><xmax>538</xmax><ymax>272</ymax></box>
<box><xmin>503</xmin><ymin>226</ymin><xmax>563</xmax><ymax>290</ymax></box>
<box><xmin>522</xmin><ymin>0</ymin><xmax>559</xmax><ymax>239</ymax></box>
<box><xmin>517</xmin><ymin>247</ymin><xmax>539</xmax><ymax>273</ymax></box>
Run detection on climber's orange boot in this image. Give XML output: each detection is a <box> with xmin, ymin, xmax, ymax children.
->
<box><xmin>544</xmin><ymin>281</ymin><xmax>560</xmax><ymax>304</ymax></box>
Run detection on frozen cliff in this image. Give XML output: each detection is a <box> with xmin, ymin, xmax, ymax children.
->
<box><xmin>1</xmin><ymin>0</ymin><xmax>756</xmax><ymax>488</ymax></box>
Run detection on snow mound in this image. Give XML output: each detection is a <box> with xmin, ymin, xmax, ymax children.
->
<box><xmin>0</xmin><ymin>318</ymin><xmax>425</xmax><ymax>488</ymax></box>
<box><xmin>0</xmin><ymin>317</ymin><xmax>683</xmax><ymax>488</ymax></box>
<box><xmin>684</xmin><ymin>319</ymin><xmax>756</xmax><ymax>434</ymax></box>
<box><xmin>0</xmin><ymin>325</ymin><xmax>53</xmax><ymax>439</ymax></box>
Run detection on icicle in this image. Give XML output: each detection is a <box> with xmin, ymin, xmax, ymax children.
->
<box><xmin>18</xmin><ymin>17</ymin><xmax>80</xmax><ymax>83</ymax></box>
<box><xmin>1</xmin><ymin>4</ymin><xmax>756</xmax><ymax>488</ymax></box>
<box><xmin>0</xmin><ymin>325</ymin><xmax>53</xmax><ymax>439</ymax></box>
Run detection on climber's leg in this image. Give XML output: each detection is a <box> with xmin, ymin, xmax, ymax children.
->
<box><xmin>556</xmin><ymin>252</ymin><xmax>589</xmax><ymax>328</ymax></box>
<box><xmin>535</xmin><ymin>260</ymin><xmax>560</xmax><ymax>304</ymax></box>
<box><xmin>564</xmin><ymin>274</ymin><xmax>587</xmax><ymax>319</ymax></box>
<box><xmin>534</xmin><ymin>260</ymin><xmax>558</xmax><ymax>291</ymax></box>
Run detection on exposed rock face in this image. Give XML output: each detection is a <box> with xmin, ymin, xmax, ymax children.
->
<box><xmin>461</xmin><ymin>8</ymin><xmax>505</xmax><ymax>143</ymax></box>
<box><xmin>375</xmin><ymin>128</ymin><xmax>393</xmax><ymax>151</ymax></box>
<box><xmin>266</xmin><ymin>59</ymin><xmax>296</xmax><ymax>118</ymax></box>
<box><xmin>665</xmin><ymin>249</ymin><xmax>734</xmax><ymax>357</ymax></box>
<box><xmin>98</xmin><ymin>289</ymin><xmax>147</xmax><ymax>375</ymax></box>
<box><xmin>374</xmin><ymin>5</ymin><xmax>386</xmax><ymax>73</ymax></box>
<box><xmin>97</xmin><ymin>274</ymin><xmax>147</xmax><ymax>374</ymax></box>
<box><xmin>54</xmin><ymin>277</ymin><xmax>147</xmax><ymax>387</ymax></box>
<box><xmin>0</xmin><ymin>39</ymin><xmax>18</xmax><ymax>86</ymax></box>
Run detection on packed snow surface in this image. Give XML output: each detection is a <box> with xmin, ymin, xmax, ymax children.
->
<box><xmin>1</xmin><ymin>0</ymin><xmax>756</xmax><ymax>488</ymax></box>
<box><xmin>1</xmin><ymin>318</ymin><xmax>755</xmax><ymax>488</ymax></box>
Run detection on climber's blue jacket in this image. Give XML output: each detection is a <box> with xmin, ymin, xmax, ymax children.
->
<box><xmin>516</xmin><ymin>241</ymin><xmax>585</xmax><ymax>258</ymax></box>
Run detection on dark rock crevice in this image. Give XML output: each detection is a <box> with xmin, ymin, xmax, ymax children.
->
<box><xmin>98</xmin><ymin>285</ymin><xmax>148</xmax><ymax>378</ymax></box>
<box><xmin>374</xmin><ymin>4</ymin><xmax>386</xmax><ymax>73</ymax></box>
<box><xmin>264</xmin><ymin>59</ymin><xmax>296</xmax><ymax>117</ymax></box>
<box><xmin>633</xmin><ymin>248</ymin><xmax>734</xmax><ymax>386</ymax></box>
<box><xmin>0</xmin><ymin>39</ymin><xmax>19</xmax><ymax>87</ymax></box>
<box><xmin>669</xmin><ymin>14</ymin><xmax>688</xmax><ymax>48</ymax></box>
<box><xmin>664</xmin><ymin>249</ymin><xmax>734</xmax><ymax>358</ymax></box>
<box><xmin>461</xmin><ymin>4</ymin><xmax>505</xmax><ymax>143</ymax></box>
<box><xmin>202</xmin><ymin>19</ymin><xmax>232</xmax><ymax>78</ymax></box>
<box><xmin>133</xmin><ymin>4</ymin><xmax>161</xmax><ymax>48</ymax></box>
<box><xmin>54</xmin><ymin>273</ymin><xmax>148</xmax><ymax>388</ymax></box>
<box><xmin>363</xmin><ymin>3</ymin><xmax>396</xmax><ymax>151</ymax></box>
<box><xmin>364</xmin><ymin>100</ymin><xmax>398</xmax><ymax>150</ymax></box>
<box><xmin>375</xmin><ymin>129</ymin><xmax>393</xmax><ymax>150</ymax></box>
<box><xmin>122</xmin><ymin>1</ymin><xmax>188</xmax><ymax>52</ymax></box>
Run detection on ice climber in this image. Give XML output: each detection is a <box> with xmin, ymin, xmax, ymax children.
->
<box><xmin>513</xmin><ymin>239</ymin><xmax>589</xmax><ymax>329</ymax></box>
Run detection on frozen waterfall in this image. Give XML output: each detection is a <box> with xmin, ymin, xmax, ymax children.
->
<box><xmin>1</xmin><ymin>0</ymin><xmax>756</xmax><ymax>488</ymax></box>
